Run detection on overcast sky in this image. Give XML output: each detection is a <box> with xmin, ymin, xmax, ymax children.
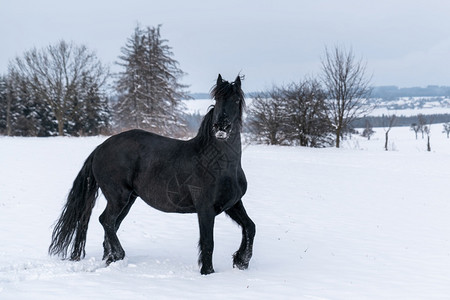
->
<box><xmin>1</xmin><ymin>0</ymin><xmax>450</xmax><ymax>93</ymax></box>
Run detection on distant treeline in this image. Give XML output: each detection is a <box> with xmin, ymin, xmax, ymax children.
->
<box><xmin>190</xmin><ymin>86</ymin><xmax>450</xmax><ymax>100</ymax></box>
<box><xmin>189</xmin><ymin>92</ymin><xmax>260</xmax><ymax>100</ymax></box>
<box><xmin>351</xmin><ymin>114</ymin><xmax>450</xmax><ymax>128</ymax></box>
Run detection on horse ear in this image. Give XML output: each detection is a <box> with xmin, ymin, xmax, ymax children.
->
<box><xmin>234</xmin><ymin>75</ymin><xmax>241</xmax><ymax>89</ymax></box>
<box><xmin>217</xmin><ymin>74</ymin><xmax>223</xmax><ymax>86</ymax></box>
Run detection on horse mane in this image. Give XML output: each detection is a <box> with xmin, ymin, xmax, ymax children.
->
<box><xmin>195</xmin><ymin>106</ymin><xmax>215</xmax><ymax>146</ymax></box>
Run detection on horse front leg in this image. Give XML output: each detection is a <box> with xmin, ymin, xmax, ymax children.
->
<box><xmin>197</xmin><ymin>209</ymin><xmax>215</xmax><ymax>275</ymax></box>
<box><xmin>226</xmin><ymin>200</ymin><xmax>256</xmax><ymax>270</ymax></box>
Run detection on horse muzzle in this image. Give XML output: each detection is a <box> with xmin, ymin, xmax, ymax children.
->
<box><xmin>215</xmin><ymin>130</ymin><xmax>229</xmax><ymax>140</ymax></box>
<box><xmin>213</xmin><ymin>122</ymin><xmax>231</xmax><ymax>140</ymax></box>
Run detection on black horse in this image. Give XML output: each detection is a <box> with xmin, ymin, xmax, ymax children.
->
<box><xmin>49</xmin><ymin>74</ymin><xmax>255</xmax><ymax>275</ymax></box>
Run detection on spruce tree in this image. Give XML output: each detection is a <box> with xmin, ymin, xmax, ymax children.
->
<box><xmin>79</xmin><ymin>75</ymin><xmax>111</xmax><ymax>135</ymax></box>
<box><xmin>115</xmin><ymin>25</ymin><xmax>189</xmax><ymax>136</ymax></box>
<box><xmin>6</xmin><ymin>71</ymin><xmax>56</xmax><ymax>136</ymax></box>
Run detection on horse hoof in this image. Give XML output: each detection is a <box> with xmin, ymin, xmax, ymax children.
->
<box><xmin>200</xmin><ymin>266</ymin><xmax>215</xmax><ymax>275</ymax></box>
<box><xmin>233</xmin><ymin>260</ymin><xmax>249</xmax><ymax>270</ymax></box>
<box><xmin>233</xmin><ymin>252</ymin><xmax>250</xmax><ymax>270</ymax></box>
<box><xmin>105</xmin><ymin>257</ymin><xmax>114</xmax><ymax>266</ymax></box>
<box><xmin>104</xmin><ymin>252</ymin><xmax>125</xmax><ymax>266</ymax></box>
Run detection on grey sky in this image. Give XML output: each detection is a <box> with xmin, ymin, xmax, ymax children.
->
<box><xmin>1</xmin><ymin>0</ymin><xmax>450</xmax><ymax>93</ymax></box>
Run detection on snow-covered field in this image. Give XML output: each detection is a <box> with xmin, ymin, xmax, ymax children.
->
<box><xmin>2</xmin><ymin>125</ymin><xmax>450</xmax><ymax>299</ymax></box>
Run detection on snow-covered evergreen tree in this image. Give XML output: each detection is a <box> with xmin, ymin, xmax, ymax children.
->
<box><xmin>68</xmin><ymin>75</ymin><xmax>111</xmax><ymax>136</ymax></box>
<box><xmin>115</xmin><ymin>25</ymin><xmax>189</xmax><ymax>136</ymax></box>
<box><xmin>0</xmin><ymin>75</ymin><xmax>8</xmax><ymax>134</ymax></box>
<box><xmin>6</xmin><ymin>70</ymin><xmax>56</xmax><ymax>136</ymax></box>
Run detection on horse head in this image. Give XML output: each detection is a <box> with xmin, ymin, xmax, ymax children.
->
<box><xmin>210</xmin><ymin>74</ymin><xmax>245</xmax><ymax>140</ymax></box>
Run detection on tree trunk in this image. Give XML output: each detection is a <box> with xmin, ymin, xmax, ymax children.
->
<box><xmin>335</xmin><ymin>128</ymin><xmax>341</xmax><ymax>148</ymax></box>
<box><xmin>427</xmin><ymin>136</ymin><xmax>431</xmax><ymax>152</ymax></box>
<box><xmin>58</xmin><ymin>119</ymin><xmax>64</xmax><ymax>136</ymax></box>
<box><xmin>385</xmin><ymin>131</ymin><xmax>389</xmax><ymax>151</ymax></box>
<box><xmin>270</xmin><ymin>131</ymin><xmax>277</xmax><ymax>145</ymax></box>
<box><xmin>55</xmin><ymin>110</ymin><xmax>64</xmax><ymax>136</ymax></box>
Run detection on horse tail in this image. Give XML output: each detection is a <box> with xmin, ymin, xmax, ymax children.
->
<box><xmin>49</xmin><ymin>150</ymin><xmax>99</xmax><ymax>261</ymax></box>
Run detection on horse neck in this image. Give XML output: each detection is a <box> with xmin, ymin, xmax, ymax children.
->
<box><xmin>217</xmin><ymin>130</ymin><xmax>242</xmax><ymax>156</ymax></box>
<box><xmin>193</xmin><ymin>123</ymin><xmax>242</xmax><ymax>159</ymax></box>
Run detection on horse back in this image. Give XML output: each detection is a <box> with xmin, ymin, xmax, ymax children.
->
<box><xmin>92</xmin><ymin>129</ymin><xmax>196</xmax><ymax>212</ymax></box>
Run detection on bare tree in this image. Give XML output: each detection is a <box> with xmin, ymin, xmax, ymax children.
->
<box><xmin>423</xmin><ymin>116</ymin><xmax>434</xmax><ymax>152</ymax></box>
<box><xmin>247</xmin><ymin>87</ymin><xmax>287</xmax><ymax>145</ymax></box>
<box><xmin>247</xmin><ymin>78</ymin><xmax>334</xmax><ymax>147</ymax></box>
<box><xmin>382</xmin><ymin>114</ymin><xmax>397</xmax><ymax>151</ymax></box>
<box><xmin>417</xmin><ymin>114</ymin><xmax>427</xmax><ymax>139</ymax></box>
<box><xmin>442</xmin><ymin>122</ymin><xmax>450</xmax><ymax>138</ymax></box>
<box><xmin>283</xmin><ymin>78</ymin><xmax>332</xmax><ymax>147</ymax></box>
<box><xmin>362</xmin><ymin>120</ymin><xmax>375</xmax><ymax>140</ymax></box>
<box><xmin>321</xmin><ymin>46</ymin><xmax>373</xmax><ymax>148</ymax></box>
<box><xmin>10</xmin><ymin>40</ymin><xmax>109</xmax><ymax>136</ymax></box>
<box><xmin>410</xmin><ymin>123</ymin><xmax>420</xmax><ymax>139</ymax></box>
<box><xmin>424</xmin><ymin>125</ymin><xmax>431</xmax><ymax>151</ymax></box>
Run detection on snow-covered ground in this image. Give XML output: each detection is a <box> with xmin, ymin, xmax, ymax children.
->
<box><xmin>2</xmin><ymin>125</ymin><xmax>450</xmax><ymax>299</ymax></box>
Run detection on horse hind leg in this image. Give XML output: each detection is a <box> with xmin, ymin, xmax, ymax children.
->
<box><xmin>99</xmin><ymin>188</ymin><xmax>137</xmax><ymax>265</ymax></box>
<box><xmin>114</xmin><ymin>191</ymin><xmax>137</xmax><ymax>232</ymax></box>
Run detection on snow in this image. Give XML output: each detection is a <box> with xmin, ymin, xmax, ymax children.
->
<box><xmin>2</xmin><ymin>127</ymin><xmax>450</xmax><ymax>299</ymax></box>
